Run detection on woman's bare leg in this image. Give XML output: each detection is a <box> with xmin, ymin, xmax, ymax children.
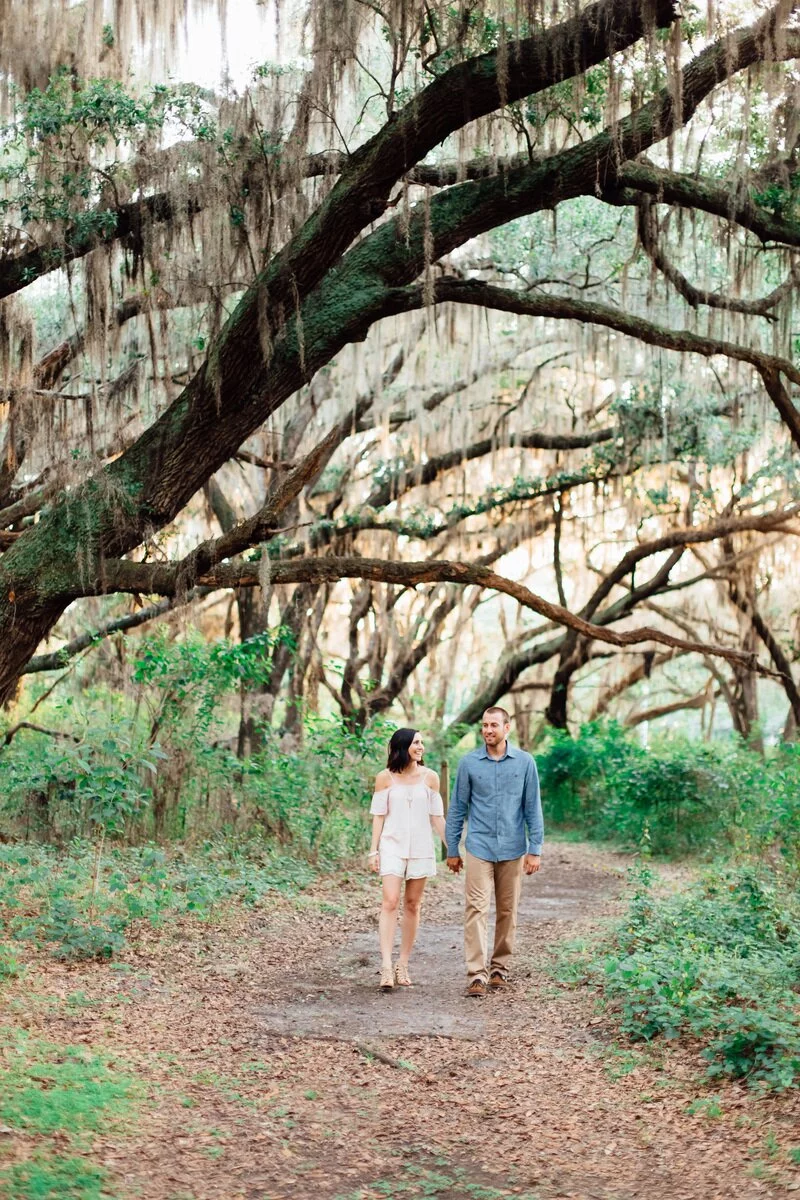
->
<box><xmin>379</xmin><ymin>875</ymin><xmax>402</xmax><ymax>970</ymax></box>
<box><xmin>397</xmin><ymin>876</ymin><xmax>426</xmax><ymax>968</ymax></box>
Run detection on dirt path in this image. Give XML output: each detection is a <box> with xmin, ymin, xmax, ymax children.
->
<box><xmin>9</xmin><ymin>843</ymin><xmax>800</xmax><ymax>1199</ymax></box>
<box><xmin>253</xmin><ymin>847</ymin><xmax>614</xmax><ymax>1043</ymax></box>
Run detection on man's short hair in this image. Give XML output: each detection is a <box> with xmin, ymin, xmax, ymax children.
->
<box><xmin>483</xmin><ymin>706</ymin><xmax>511</xmax><ymax>725</ymax></box>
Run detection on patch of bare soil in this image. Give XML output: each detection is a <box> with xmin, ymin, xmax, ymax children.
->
<box><xmin>7</xmin><ymin>843</ymin><xmax>800</xmax><ymax>1200</ymax></box>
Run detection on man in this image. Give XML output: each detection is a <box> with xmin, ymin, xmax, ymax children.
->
<box><xmin>445</xmin><ymin>707</ymin><xmax>543</xmax><ymax>997</ymax></box>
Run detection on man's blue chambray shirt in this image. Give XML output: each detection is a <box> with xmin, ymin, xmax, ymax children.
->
<box><xmin>445</xmin><ymin>742</ymin><xmax>543</xmax><ymax>862</ymax></box>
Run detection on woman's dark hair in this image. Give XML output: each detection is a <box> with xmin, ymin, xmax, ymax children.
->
<box><xmin>387</xmin><ymin>728</ymin><xmax>420</xmax><ymax>773</ymax></box>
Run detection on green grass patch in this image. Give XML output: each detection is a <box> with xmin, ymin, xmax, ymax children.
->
<box><xmin>0</xmin><ymin>1030</ymin><xmax>140</xmax><ymax>1138</ymax></box>
<box><xmin>0</xmin><ymin>1154</ymin><xmax>114</xmax><ymax>1199</ymax></box>
<box><xmin>0</xmin><ymin>1029</ymin><xmax>141</xmax><ymax>1198</ymax></box>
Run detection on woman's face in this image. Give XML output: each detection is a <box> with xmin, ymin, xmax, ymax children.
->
<box><xmin>409</xmin><ymin>731</ymin><xmax>425</xmax><ymax>763</ymax></box>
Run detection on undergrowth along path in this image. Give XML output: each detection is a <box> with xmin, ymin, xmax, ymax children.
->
<box><xmin>3</xmin><ymin>843</ymin><xmax>799</xmax><ymax>1199</ymax></box>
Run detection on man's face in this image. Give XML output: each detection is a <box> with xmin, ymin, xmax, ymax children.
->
<box><xmin>481</xmin><ymin>712</ymin><xmax>510</xmax><ymax>748</ymax></box>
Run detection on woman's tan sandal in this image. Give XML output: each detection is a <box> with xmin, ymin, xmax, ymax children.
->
<box><xmin>394</xmin><ymin>962</ymin><xmax>412</xmax><ymax>987</ymax></box>
<box><xmin>379</xmin><ymin>966</ymin><xmax>394</xmax><ymax>992</ymax></box>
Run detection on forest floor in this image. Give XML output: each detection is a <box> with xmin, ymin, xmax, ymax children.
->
<box><xmin>3</xmin><ymin>840</ymin><xmax>800</xmax><ymax>1200</ymax></box>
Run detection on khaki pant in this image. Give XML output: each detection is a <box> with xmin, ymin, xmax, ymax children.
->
<box><xmin>464</xmin><ymin>850</ymin><xmax>523</xmax><ymax>981</ymax></box>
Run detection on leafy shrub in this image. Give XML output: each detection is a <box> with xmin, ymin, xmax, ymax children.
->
<box><xmin>0</xmin><ymin>723</ymin><xmax>157</xmax><ymax>840</ymax></box>
<box><xmin>0</xmin><ymin>943</ymin><xmax>21</xmax><ymax>979</ymax></box>
<box><xmin>0</xmin><ymin>839</ymin><xmax>315</xmax><ymax>960</ymax></box>
<box><xmin>242</xmin><ymin>713</ymin><xmax>391</xmax><ymax>861</ymax></box>
<box><xmin>537</xmin><ymin>722</ymin><xmax>800</xmax><ymax>858</ymax></box>
<box><xmin>34</xmin><ymin>897</ymin><xmax>127</xmax><ymax>961</ymax></box>
<box><xmin>581</xmin><ymin>862</ymin><xmax>800</xmax><ymax>1090</ymax></box>
<box><xmin>0</xmin><ymin>628</ymin><xmax>391</xmax><ymax>851</ymax></box>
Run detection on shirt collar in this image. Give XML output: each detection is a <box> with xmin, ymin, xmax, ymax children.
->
<box><xmin>477</xmin><ymin>741</ymin><xmax>517</xmax><ymax>760</ymax></box>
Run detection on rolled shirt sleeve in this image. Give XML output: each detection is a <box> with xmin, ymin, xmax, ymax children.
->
<box><xmin>445</xmin><ymin>760</ymin><xmax>471</xmax><ymax>857</ymax></box>
<box><xmin>523</xmin><ymin>758</ymin><xmax>544</xmax><ymax>855</ymax></box>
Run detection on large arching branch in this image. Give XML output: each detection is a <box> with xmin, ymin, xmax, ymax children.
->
<box><xmin>448</xmin><ymin>504</ymin><xmax>799</xmax><ymax>724</ymax></box>
<box><xmin>95</xmin><ymin>553</ymin><xmax>778</xmax><ymax>678</ymax></box>
<box><xmin>408</xmin><ymin>279</ymin><xmax>800</xmax><ymax>388</ymax></box>
<box><xmin>0</xmin><ymin>2</ymin><xmax>792</xmax><ymax>704</ymax></box>
<box><xmin>411</xmin><ymin>279</ymin><xmax>800</xmax><ymax>448</ymax></box>
<box><xmin>202</xmin><ymin>559</ymin><xmax>772</xmax><ymax>679</ymax></box>
<box><xmin>0</xmin><ymin>0</ymin><xmax>676</xmax><ymax>305</ymax></box>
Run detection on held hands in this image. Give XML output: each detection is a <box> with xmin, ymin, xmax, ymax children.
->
<box><xmin>447</xmin><ymin>855</ymin><xmax>538</xmax><ymax>874</ymax></box>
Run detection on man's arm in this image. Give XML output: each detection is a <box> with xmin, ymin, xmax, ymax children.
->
<box><xmin>445</xmin><ymin>758</ymin><xmax>470</xmax><ymax>861</ymax></box>
<box><xmin>523</xmin><ymin>757</ymin><xmax>543</xmax><ymax>857</ymax></box>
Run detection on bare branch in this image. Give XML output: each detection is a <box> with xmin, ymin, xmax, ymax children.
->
<box><xmin>636</xmin><ymin>198</ymin><xmax>799</xmax><ymax>319</ymax></box>
<box><xmin>100</xmin><ymin>553</ymin><xmax>778</xmax><ymax>676</ymax></box>
<box><xmin>624</xmin><ymin>686</ymin><xmax>712</xmax><ymax>727</ymax></box>
<box><xmin>3</xmin><ymin>721</ymin><xmax>81</xmax><ymax>746</ymax></box>
<box><xmin>403</xmin><ymin>279</ymin><xmax>800</xmax><ymax>388</ymax></box>
<box><xmin>589</xmin><ymin>650</ymin><xmax>686</xmax><ymax>720</ymax></box>
<box><xmin>23</xmin><ymin>589</ymin><xmax>216</xmax><ymax>674</ymax></box>
<box><xmin>364</xmin><ymin>426</ymin><xmax>614</xmax><ymax>509</ymax></box>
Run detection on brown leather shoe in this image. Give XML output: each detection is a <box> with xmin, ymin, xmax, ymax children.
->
<box><xmin>465</xmin><ymin>977</ymin><xmax>487</xmax><ymax>997</ymax></box>
<box><xmin>489</xmin><ymin>970</ymin><xmax>511</xmax><ymax>989</ymax></box>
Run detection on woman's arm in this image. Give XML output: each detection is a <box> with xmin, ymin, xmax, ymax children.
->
<box><xmin>431</xmin><ymin>813</ymin><xmax>447</xmax><ymax>843</ymax></box>
<box><xmin>425</xmin><ymin>769</ymin><xmax>446</xmax><ymax>844</ymax></box>
<box><xmin>369</xmin><ymin>813</ymin><xmax>386</xmax><ymax>855</ymax></box>
<box><xmin>368</xmin><ymin>813</ymin><xmax>385</xmax><ymax>872</ymax></box>
<box><xmin>368</xmin><ymin>770</ymin><xmax>391</xmax><ymax>871</ymax></box>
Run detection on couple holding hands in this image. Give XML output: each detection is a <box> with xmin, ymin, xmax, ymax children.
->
<box><xmin>368</xmin><ymin>708</ymin><xmax>543</xmax><ymax>996</ymax></box>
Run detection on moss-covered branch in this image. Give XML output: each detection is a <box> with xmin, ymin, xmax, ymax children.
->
<box><xmin>0</xmin><ymin>1</ymin><xmax>793</xmax><ymax>703</ymax></box>
<box><xmin>104</xmin><ymin>553</ymin><xmax>770</xmax><ymax>675</ymax></box>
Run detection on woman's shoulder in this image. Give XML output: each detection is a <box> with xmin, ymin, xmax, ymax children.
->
<box><xmin>374</xmin><ymin>768</ymin><xmax>392</xmax><ymax>790</ymax></box>
<box><xmin>423</xmin><ymin>767</ymin><xmax>440</xmax><ymax>790</ymax></box>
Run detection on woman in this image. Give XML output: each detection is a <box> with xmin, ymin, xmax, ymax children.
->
<box><xmin>368</xmin><ymin>728</ymin><xmax>446</xmax><ymax>991</ymax></box>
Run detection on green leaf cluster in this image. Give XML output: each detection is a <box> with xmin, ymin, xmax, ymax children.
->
<box><xmin>583</xmin><ymin>862</ymin><xmax>800</xmax><ymax>1090</ymax></box>
<box><xmin>0</xmin><ymin>69</ymin><xmax>214</xmax><ymax>229</ymax></box>
<box><xmin>0</xmin><ymin>839</ymin><xmax>315</xmax><ymax>962</ymax></box>
<box><xmin>537</xmin><ymin>721</ymin><xmax>800</xmax><ymax>858</ymax></box>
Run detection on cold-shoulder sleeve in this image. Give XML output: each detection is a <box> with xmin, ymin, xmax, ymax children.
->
<box><xmin>427</xmin><ymin>789</ymin><xmax>444</xmax><ymax>816</ymax></box>
<box><xmin>370</xmin><ymin>788</ymin><xmax>389</xmax><ymax>815</ymax></box>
